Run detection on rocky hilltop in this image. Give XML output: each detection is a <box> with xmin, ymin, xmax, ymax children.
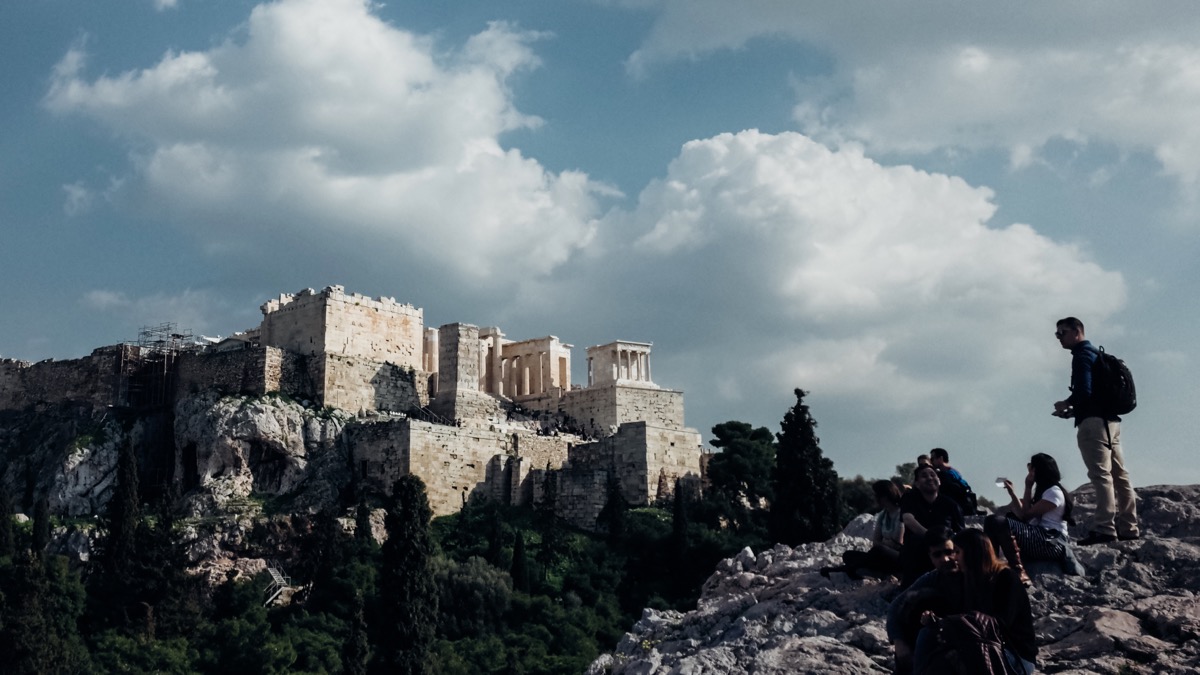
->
<box><xmin>589</xmin><ymin>484</ymin><xmax>1200</xmax><ymax>675</ymax></box>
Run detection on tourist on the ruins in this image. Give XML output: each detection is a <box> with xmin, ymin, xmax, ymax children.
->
<box><xmin>985</xmin><ymin>453</ymin><xmax>1083</xmax><ymax>580</ymax></box>
<box><xmin>899</xmin><ymin>465</ymin><xmax>965</xmax><ymax>589</ymax></box>
<box><xmin>930</xmin><ymin>447</ymin><xmax>982</xmax><ymax>516</ymax></box>
<box><xmin>820</xmin><ymin>480</ymin><xmax>904</xmax><ymax>580</ymax></box>
<box><xmin>917</xmin><ymin>454</ymin><xmax>932</xmax><ymax>469</ymax></box>
<box><xmin>886</xmin><ymin>527</ymin><xmax>960</xmax><ymax>675</ymax></box>
<box><xmin>910</xmin><ymin>528</ymin><xmax>1037</xmax><ymax>674</ymax></box>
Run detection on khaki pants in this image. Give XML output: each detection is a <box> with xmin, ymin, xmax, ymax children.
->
<box><xmin>1077</xmin><ymin>417</ymin><xmax>1139</xmax><ymax>538</ymax></box>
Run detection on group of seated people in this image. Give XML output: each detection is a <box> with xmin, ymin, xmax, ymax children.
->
<box><xmin>818</xmin><ymin>449</ymin><xmax>1085</xmax><ymax>674</ymax></box>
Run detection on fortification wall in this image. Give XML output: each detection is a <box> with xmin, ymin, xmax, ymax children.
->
<box><xmin>563</xmin><ymin>421</ymin><xmax>701</xmax><ymax>506</ymax></box>
<box><xmin>176</xmin><ymin>346</ymin><xmax>270</xmax><ymax>397</ymax></box>
<box><xmin>561</xmin><ymin>384</ymin><xmax>685</xmax><ymax>437</ymax></box>
<box><xmin>260</xmin><ymin>285</ymin><xmax>423</xmax><ymax>368</ymax></box>
<box><xmin>615</xmin><ymin>385</ymin><xmax>685</xmax><ymax>430</ymax></box>
<box><xmin>406</xmin><ymin>420</ymin><xmax>513</xmax><ymax>516</ymax></box>
<box><xmin>550</xmin><ymin>469</ymin><xmax>609</xmax><ymax>530</ymax></box>
<box><xmin>347</xmin><ymin>417</ymin><xmax>411</xmax><ymax>497</ymax></box>
<box><xmin>0</xmin><ymin>347</ymin><xmax>123</xmax><ymax>411</ymax></box>
<box><xmin>320</xmin><ymin>354</ymin><xmax>423</xmax><ymax>413</ymax></box>
<box><xmin>260</xmin><ymin>288</ymin><xmax>327</xmax><ymax>357</ymax></box>
<box><xmin>322</xmin><ymin>288</ymin><xmax>423</xmax><ymax>368</ymax></box>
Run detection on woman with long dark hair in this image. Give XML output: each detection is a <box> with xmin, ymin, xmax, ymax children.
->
<box><xmin>821</xmin><ymin>480</ymin><xmax>905</xmax><ymax>580</ymax></box>
<box><xmin>913</xmin><ymin>529</ymin><xmax>1037</xmax><ymax>674</ymax></box>
<box><xmin>985</xmin><ymin>453</ymin><xmax>1074</xmax><ymax>578</ymax></box>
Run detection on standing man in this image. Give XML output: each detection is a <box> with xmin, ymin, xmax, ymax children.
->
<box><xmin>1053</xmin><ymin>317</ymin><xmax>1139</xmax><ymax>544</ymax></box>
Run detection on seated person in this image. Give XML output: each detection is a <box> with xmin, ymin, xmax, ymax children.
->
<box><xmin>912</xmin><ymin>529</ymin><xmax>1037</xmax><ymax>674</ymax></box>
<box><xmin>899</xmin><ymin>465</ymin><xmax>965</xmax><ymax>588</ymax></box>
<box><xmin>886</xmin><ymin>527</ymin><xmax>960</xmax><ymax>675</ymax></box>
<box><xmin>930</xmin><ymin>447</ymin><xmax>981</xmax><ymax>515</ymax></box>
<box><xmin>821</xmin><ymin>480</ymin><xmax>904</xmax><ymax>580</ymax></box>
<box><xmin>985</xmin><ymin>452</ymin><xmax>1083</xmax><ymax>580</ymax></box>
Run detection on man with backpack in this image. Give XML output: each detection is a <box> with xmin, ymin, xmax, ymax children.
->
<box><xmin>929</xmin><ymin>447</ymin><xmax>981</xmax><ymax>516</ymax></box>
<box><xmin>1053</xmin><ymin>317</ymin><xmax>1139</xmax><ymax>545</ymax></box>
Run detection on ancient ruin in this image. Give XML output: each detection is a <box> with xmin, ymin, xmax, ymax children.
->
<box><xmin>0</xmin><ymin>285</ymin><xmax>703</xmax><ymax>528</ymax></box>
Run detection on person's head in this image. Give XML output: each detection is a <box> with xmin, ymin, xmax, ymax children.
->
<box><xmin>1029</xmin><ymin>453</ymin><xmax>1062</xmax><ymax>491</ymax></box>
<box><xmin>872</xmin><ymin>479</ymin><xmax>903</xmax><ymax>508</ymax></box>
<box><xmin>914</xmin><ymin>464</ymin><xmax>940</xmax><ymax>497</ymax></box>
<box><xmin>1029</xmin><ymin>452</ymin><xmax>1073</xmax><ymax>522</ymax></box>
<box><xmin>917</xmin><ymin>454</ymin><xmax>931</xmax><ymax>468</ymax></box>
<box><xmin>952</xmin><ymin>528</ymin><xmax>1006</xmax><ymax>579</ymax></box>
<box><xmin>924</xmin><ymin>527</ymin><xmax>957</xmax><ymax>572</ymax></box>
<box><xmin>929</xmin><ymin>448</ymin><xmax>949</xmax><ymax>468</ymax></box>
<box><xmin>1056</xmin><ymin>317</ymin><xmax>1086</xmax><ymax>349</ymax></box>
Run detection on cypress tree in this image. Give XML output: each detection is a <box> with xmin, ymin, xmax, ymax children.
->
<box><xmin>102</xmin><ymin>440</ymin><xmax>141</xmax><ymax>577</ymax></box>
<box><xmin>769</xmin><ymin>389</ymin><xmax>841</xmax><ymax>545</ymax></box>
<box><xmin>0</xmin><ymin>484</ymin><xmax>14</xmax><ymax>557</ymax></box>
<box><xmin>377</xmin><ymin>475</ymin><xmax>437</xmax><ymax>675</ymax></box>
<box><xmin>31</xmin><ymin>496</ymin><xmax>51</xmax><ymax>554</ymax></box>
<box><xmin>509</xmin><ymin>530</ymin><xmax>529</xmax><ymax>593</ymax></box>
<box><xmin>343</xmin><ymin>592</ymin><xmax>370</xmax><ymax>675</ymax></box>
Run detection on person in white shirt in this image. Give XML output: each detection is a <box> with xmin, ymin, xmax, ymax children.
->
<box><xmin>985</xmin><ymin>453</ymin><xmax>1075</xmax><ymax>578</ymax></box>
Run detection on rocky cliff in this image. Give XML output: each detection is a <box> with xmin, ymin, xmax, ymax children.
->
<box><xmin>589</xmin><ymin>484</ymin><xmax>1200</xmax><ymax>674</ymax></box>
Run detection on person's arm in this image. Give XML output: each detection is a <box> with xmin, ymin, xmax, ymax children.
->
<box><xmin>1067</xmin><ymin>347</ymin><xmax>1095</xmax><ymax>408</ymax></box>
<box><xmin>872</xmin><ymin>512</ymin><xmax>884</xmax><ymax>547</ymax></box>
<box><xmin>902</xmin><ymin>512</ymin><xmax>926</xmax><ymax>539</ymax></box>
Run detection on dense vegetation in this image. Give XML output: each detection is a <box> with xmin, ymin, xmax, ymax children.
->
<box><xmin>0</xmin><ymin>389</ymin><xmax>913</xmax><ymax>673</ymax></box>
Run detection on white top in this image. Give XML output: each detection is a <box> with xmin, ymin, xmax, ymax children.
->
<box><xmin>1030</xmin><ymin>485</ymin><xmax>1068</xmax><ymax>535</ymax></box>
<box><xmin>873</xmin><ymin>508</ymin><xmax>904</xmax><ymax>551</ymax></box>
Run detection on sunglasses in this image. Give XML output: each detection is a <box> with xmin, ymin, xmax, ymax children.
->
<box><xmin>1054</xmin><ymin>329</ymin><xmax>1070</xmax><ymax>338</ymax></box>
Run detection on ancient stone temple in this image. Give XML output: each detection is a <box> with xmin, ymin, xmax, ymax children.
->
<box><xmin>0</xmin><ymin>285</ymin><xmax>703</xmax><ymax>529</ymax></box>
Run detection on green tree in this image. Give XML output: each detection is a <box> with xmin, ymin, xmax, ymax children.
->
<box><xmin>0</xmin><ymin>553</ymin><xmax>93</xmax><ymax>674</ymax></box>
<box><xmin>377</xmin><ymin>476</ymin><xmax>438</xmax><ymax>675</ymax></box>
<box><xmin>769</xmin><ymin>389</ymin><xmax>841</xmax><ymax>545</ymax></box>
<box><xmin>839</xmin><ymin>475</ymin><xmax>877</xmax><ymax>525</ymax></box>
<box><xmin>31</xmin><ymin>496</ymin><xmax>51</xmax><ymax>554</ymax></box>
<box><xmin>343</xmin><ymin>592</ymin><xmax>370</xmax><ymax>675</ymax></box>
<box><xmin>704</xmin><ymin>421</ymin><xmax>776</xmax><ymax>534</ymax></box>
<box><xmin>0</xmin><ymin>484</ymin><xmax>14</xmax><ymax>557</ymax></box>
<box><xmin>510</xmin><ymin>530</ymin><xmax>530</xmax><ymax>593</ymax></box>
<box><xmin>596</xmin><ymin>472</ymin><xmax>628</xmax><ymax>545</ymax></box>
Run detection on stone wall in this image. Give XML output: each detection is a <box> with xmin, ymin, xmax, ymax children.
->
<box><xmin>320</xmin><ymin>354</ymin><xmax>423</xmax><ymax>413</ymax></box>
<box><xmin>561</xmin><ymin>384</ymin><xmax>686</xmax><ymax>437</ymax></box>
<box><xmin>0</xmin><ymin>347</ymin><xmax>124</xmax><ymax>412</ymax></box>
<box><xmin>563</xmin><ymin>421</ymin><xmax>702</xmax><ymax>508</ymax></box>
<box><xmin>614</xmin><ymin>385</ymin><xmax>685</xmax><ymax>430</ymax></box>
<box><xmin>176</xmin><ymin>346</ymin><xmax>271</xmax><ymax>398</ymax></box>
<box><xmin>259</xmin><ymin>285</ymin><xmax>424</xmax><ymax>369</ymax></box>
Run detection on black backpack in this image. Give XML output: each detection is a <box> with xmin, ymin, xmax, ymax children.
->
<box><xmin>1090</xmin><ymin>346</ymin><xmax>1137</xmax><ymax>416</ymax></box>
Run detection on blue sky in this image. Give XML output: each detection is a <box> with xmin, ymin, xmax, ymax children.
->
<box><xmin>4</xmin><ymin>0</ymin><xmax>1199</xmax><ymax>493</ymax></box>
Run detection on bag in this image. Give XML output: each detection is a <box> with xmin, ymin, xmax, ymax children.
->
<box><xmin>917</xmin><ymin>611</ymin><xmax>1024</xmax><ymax>675</ymax></box>
<box><xmin>1090</xmin><ymin>346</ymin><xmax>1137</xmax><ymax>416</ymax></box>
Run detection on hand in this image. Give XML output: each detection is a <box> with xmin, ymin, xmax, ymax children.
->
<box><xmin>1024</xmin><ymin>468</ymin><xmax>1036</xmax><ymax>489</ymax></box>
<box><xmin>1003</xmin><ymin>478</ymin><xmax>1017</xmax><ymax>495</ymax></box>
<box><xmin>920</xmin><ymin>610</ymin><xmax>938</xmax><ymax>627</ymax></box>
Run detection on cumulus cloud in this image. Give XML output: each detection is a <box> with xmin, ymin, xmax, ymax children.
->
<box><xmin>624</xmin><ymin>2</ymin><xmax>1200</xmax><ymax>192</ymax></box>
<box><xmin>45</xmin><ymin>0</ymin><xmax>604</xmax><ymax>283</ymax></box>
<box><xmin>612</xmin><ymin>130</ymin><xmax>1125</xmax><ymax>421</ymax></box>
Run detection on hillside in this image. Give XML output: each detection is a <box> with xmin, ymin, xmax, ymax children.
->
<box><xmin>590</xmin><ymin>484</ymin><xmax>1200</xmax><ymax>674</ymax></box>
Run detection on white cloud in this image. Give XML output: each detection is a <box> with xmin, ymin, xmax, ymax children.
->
<box><xmin>625</xmin><ymin>2</ymin><xmax>1200</xmax><ymax>192</ymax></box>
<box><xmin>45</xmin><ymin>0</ymin><xmax>603</xmax><ymax>283</ymax></box>
<box><xmin>613</xmin><ymin>130</ymin><xmax>1125</xmax><ymax>421</ymax></box>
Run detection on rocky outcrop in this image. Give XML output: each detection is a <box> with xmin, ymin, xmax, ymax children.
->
<box><xmin>173</xmin><ymin>392</ymin><xmax>353</xmax><ymax>516</ymax></box>
<box><xmin>590</xmin><ymin>485</ymin><xmax>1200</xmax><ymax>674</ymax></box>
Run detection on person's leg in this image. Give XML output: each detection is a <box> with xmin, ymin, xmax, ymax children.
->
<box><xmin>1078</xmin><ymin>417</ymin><xmax>1117</xmax><ymax>537</ymax></box>
<box><xmin>1107</xmin><ymin>422</ymin><xmax>1140</xmax><ymax>538</ymax></box>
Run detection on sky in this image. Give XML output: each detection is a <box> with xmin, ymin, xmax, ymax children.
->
<box><xmin>4</xmin><ymin>0</ymin><xmax>1200</xmax><ymax>495</ymax></box>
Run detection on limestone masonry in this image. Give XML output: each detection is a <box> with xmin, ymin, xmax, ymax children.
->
<box><xmin>1</xmin><ymin>285</ymin><xmax>703</xmax><ymax>528</ymax></box>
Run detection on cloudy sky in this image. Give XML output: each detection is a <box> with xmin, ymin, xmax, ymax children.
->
<box><xmin>4</xmin><ymin>0</ymin><xmax>1199</xmax><ymax>493</ymax></box>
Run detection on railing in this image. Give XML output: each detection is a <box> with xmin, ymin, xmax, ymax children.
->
<box><xmin>263</xmin><ymin>565</ymin><xmax>293</xmax><ymax>607</ymax></box>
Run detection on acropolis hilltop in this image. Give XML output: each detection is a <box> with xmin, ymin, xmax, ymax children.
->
<box><xmin>0</xmin><ymin>285</ymin><xmax>703</xmax><ymax>528</ymax></box>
